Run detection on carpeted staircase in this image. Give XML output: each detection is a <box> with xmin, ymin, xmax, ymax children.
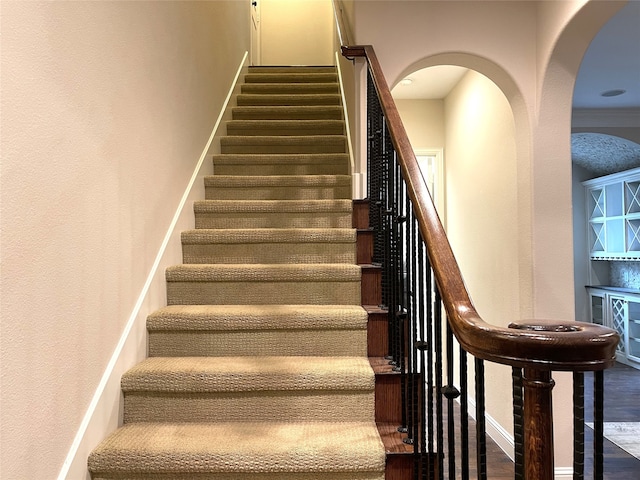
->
<box><xmin>88</xmin><ymin>66</ymin><xmax>387</xmax><ymax>480</ymax></box>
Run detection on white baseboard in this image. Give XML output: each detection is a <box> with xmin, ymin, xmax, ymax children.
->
<box><xmin>555</xmin><ymin>467</ymin><xmax>574</xmax><ymax>479</ymax></box>
<box><xmin>56</xmin><ymin>52</ymin><xmax>248</xmax><ymax>480</ymax></box>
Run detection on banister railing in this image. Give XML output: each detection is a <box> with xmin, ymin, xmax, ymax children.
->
<box><xmin>340</xmin><ymin>43</ymin><xmax>619</xmax><ymax>480</ymax></box>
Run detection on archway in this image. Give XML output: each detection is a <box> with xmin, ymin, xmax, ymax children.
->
<box><xmin>390</xmin><ymin>58</ymin><xmax>526</xmax><ymax>460</ymax></box>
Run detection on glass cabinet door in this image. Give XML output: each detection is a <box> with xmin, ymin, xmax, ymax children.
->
<box><xmin>627</xmin><ymin>299</ymin><xmax>640</xmax><ymax>361</ymax></box>
<box><xmin>609</xmin><ymin>296</ymin><xmax>627</xmax><ymax>354</ymax></box>
<box><xmin>590</xmin><ymin>292</ymin><xmax>605</xmax><ymax>325</ymax></box>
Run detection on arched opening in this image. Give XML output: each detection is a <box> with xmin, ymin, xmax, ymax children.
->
<box><xmin>391</xmin><ymin>61</ymin><xmax>523</xmax><ymax>461</ymax></box>
<box><xmin>569</xmin><ymin>2</ymin><xmax>640</xmax><ymax>454</ymax></box>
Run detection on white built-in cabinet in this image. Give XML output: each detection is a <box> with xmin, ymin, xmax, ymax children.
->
<box><xmin>583</xmin><ymin>167</ymin><xmax>640</xmax><ymax>259</ymax></box>
<box><xmin>587</xmin><ymin>287</ymin><xmax>640</xmax><ymax>369</ymax></box>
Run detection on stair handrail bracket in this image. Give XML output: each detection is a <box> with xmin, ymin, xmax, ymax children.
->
<box><xmin>346</xmin><ymin>44</ymin><xmax>619</xmax><ymax>372</ymax></box>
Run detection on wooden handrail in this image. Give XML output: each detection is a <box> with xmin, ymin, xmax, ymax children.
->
<box><xmin>343</xmin><ymin>45</ymin><xmax>618</xmax><ymax>372</ymax></box>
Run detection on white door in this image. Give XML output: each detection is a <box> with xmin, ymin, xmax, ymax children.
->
<box><xmin>415</xmin><ymin>149</ymin><xmax>445</xmax><ymax>222</ymax></box>
<box><xmin>250</xmin><ymin>0</ymin><xmax>261</xmax><ymax>66</ymax></box>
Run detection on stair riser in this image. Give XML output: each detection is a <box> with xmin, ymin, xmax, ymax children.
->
<box><xmin>227</xmin><ymin>123</ymin><xmax>344</xmax><ymax>136</ymax></box>
<box><xmin>237</xmin><ymin>94</ymin><xmax>341</xmax><ymax>106</ymax></box>
<box><xmin>182</xmin><ymin>243</ymin><xmax>356</xmax><ymax>264</ymax></box>
<box><xmin>248</xmin><ymin>66</ymin><xmax>336</xmax><ymax>73</ymax></box>
<box><xmin>244</xmin><ymin>73</ymin><xmax>338</xmax><ymax>83</ymax></box>
<box><xmin>194</xmin><ymin>213</ymin><xmax>352</xmax><ymax>229</ymax></box>
<box><xmin>148</xmin><ymin>329</ymin><xmax>367</xmax><ymax>357</ymax></box>
<box><xmin>221</xmin><ymin>144</ymin><xmax>346</xmax><ymax>155</ymax></box>
<box><xmin>205</xmin><ymin>185</ymin><xmax>351</xmax><ymax>200</ymax></box>
<box><xmin>214</xmin><ymin>164</ymin><xmax>350</xmax><ymax>176</ymax></box>
<box><xmin>232</xmin><ymin>107</ymin><xmax>343</xmax><ymax>120</ymax></box>
<box><xmin>123</xmin><ymin>391</ymin><xmax>374</xmax><ymax>424</ymax></box>
<box><xmin>166</xmin><ymin>281</ymin><xmax>361</xmax><ymax>305</ymax></box>
<box><xmin>92</xmin><ymin>472</ymin><xmax>385</xmax><ymax>480</ymax></box>
<box><xmin>241</xmin><ymin>84</ymin><xmax>340</xmax><ymax>95</ymax></box>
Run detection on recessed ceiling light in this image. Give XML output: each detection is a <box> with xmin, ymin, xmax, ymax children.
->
<box><xmin>601</xmin><ymin>89</ymin><xmax>626</xmax><ymax>97</ymax></box>
<box><xmin>400</xmin><ymin>78</ymin><xmax>413</xmax><ymax>86</ymax></box>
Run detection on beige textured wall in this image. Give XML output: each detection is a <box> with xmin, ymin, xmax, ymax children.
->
<box><xmin>394</xmin><ymin>99</ymin><xmax>445</xmax><ymax>150</ymax></box>
<box><xmin>0</xmin><ymin>1</ymin><xmax>249</xmax><ymax>478</ymax></box>
<box><xmin>444</xmin><ymin>69</ymin><xmax>519</xmax><ymax>437</ymax></box>
<box><xmin>261</xmin><ymin>0</ymin><xmax>334</xmax><ymax>65</ymax></box>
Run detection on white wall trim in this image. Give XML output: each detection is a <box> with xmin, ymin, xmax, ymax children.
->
<box><xmin>56</xmin><ymin>51</ymin><xmax>248</xmax><ymax>480</ymax></box>
<box><xmin>554</xmin><ymin>467</ymin><xmax>574</xmax><ymax>479</ymax></box>
<box><xmin>335</xmin><ymin>51</ymin><xmax>358</xmax><ymax>199</ymax></box>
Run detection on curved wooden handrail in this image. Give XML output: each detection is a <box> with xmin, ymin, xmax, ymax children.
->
<box><xmin>343</xmin><ymin>45</ymin><xmax>618</xmax><ymax>372</ymax></box>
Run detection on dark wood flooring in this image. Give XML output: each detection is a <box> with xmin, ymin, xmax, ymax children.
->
<box><xmin>468</xmin><ymin>362</ymin><xmax>640</xmax><ymax>479</ymax></box>
<box><xmin>582</xmin><ymin>362</ymin><xmax>640</xmax><ymax>479</ymax></box>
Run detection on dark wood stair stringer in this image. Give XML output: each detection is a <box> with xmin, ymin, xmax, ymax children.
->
<box><xmin>354</xmin><ymin>199</ymin><xmax>414</xmax><ymax>480</ymax></box>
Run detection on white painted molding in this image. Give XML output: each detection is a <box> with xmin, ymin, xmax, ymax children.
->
<box><xmin>56</xmin><ymin>51</ymin><xmax>249</xmax><ymax>480</ymax></box>
<box><xmin>555</xmin><ymin>467</ymin><xmax>574</xmax><ymax>479</ymax></box>
<box><xmin>335</xmin><ymin>51</ymin><xmax>356</xmax><ymax>188</ymax></box>
<box><xmin>352</xmin><ymin>172</ymin><xmax>366</xmax><ymax>199</ymax></box>
<box><xmin>572</xmin><ymin>108</ymin><xmax>640</xmax><ymax>128</ymax></box>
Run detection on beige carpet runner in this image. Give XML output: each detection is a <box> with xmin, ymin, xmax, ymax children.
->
<box><xmin>88</xmin><ymin>66</ymin><xmax>386</xmax><ymax>479</ymax></box>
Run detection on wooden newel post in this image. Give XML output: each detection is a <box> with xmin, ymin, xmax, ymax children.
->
<box><xmin>523</xmin><ymin>368</ymin><xmax>555</xmax><ymax>480</ymax></box>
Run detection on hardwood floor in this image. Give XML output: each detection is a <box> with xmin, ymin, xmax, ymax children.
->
<box><xmin>474</xmin><ymin>362</ymin><xmax>640</xmax><ymax>479</ymax></box>
<box><xmin>583</xmin><ymin>362</ymin><xmax>640</xmax><ymax>479</ymax></box>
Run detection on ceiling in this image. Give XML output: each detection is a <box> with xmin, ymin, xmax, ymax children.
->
<box><xmin>391</xmin><ymin>2</ymin><xmax>640</xmax><ymax>110</ymax></box>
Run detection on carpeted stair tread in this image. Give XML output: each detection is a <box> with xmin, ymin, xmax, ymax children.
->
<box><xmin>212</xmin><ymin>153</ymin><xmax>349</xmax><ymax>176</ymax></box>
<box><xmin>181</xmin><ymin>228</ymin><xmax>355</xmax><ymax>264</ymax></box>
<box><xmin>88</xmin><ymin>422</ymin><xmax>386</xmax><ymax>476</ymax></box>
<box><xmin>147</xmin><ymin>304</ymin><xmax>367</xmax><ymax>331</ymax></box>
<box><xmin>244</xmin><ymin>72</ymin><xmax>337</xmax><ymax>84</ymax></box>
<box><xmin>237</xmin><ymin>93</ymin><xmax>341</xmax><ymax>106</ymax></box>
<box><xmin>165</xmin><ymin>263</ymin><xmax>361</xmax><ymax>282</ymax></box>
<box><xmin>232</xmin><ymin>105</ymin><xmax>343</xmax><ymax>120</ymax></box>
<box><xmin>165</xmin><ymin>265</ymin><xmax>361</xmax><ymax>306</ymax></box>
<box><xmin>194</xmin><ymin>206</ymin><xmax>352</xmax><ymax>229</ymax></box>
<box><xmin>221</xmin><ymin>135</ymin><xmax>346</xmax><ymax>154</ymax></box>
<box><xmin>248</xmin><ymin>66</ymin><xmax>336</xmax><ymax>73</ymax></box>
<box><xmin>147</xmin><ymin>305</ymin><xmax>368</xmax><ymax>357</ymax></box>
<box><xmin>194</xmin><ymin>199</ymin><xmax>351</xmax><ymax>214</ymax></box>
<box><xmin>204</xmin><ymin>175</ymin><xmax>351</xmax><ymax>200</ymax></box>
<box><xmin>182</xmin><ymin>227</ymin><xmax>355</xmax><ymax>245</ymax></box>
<box><xmin>205</xmin><ymin>174</ymin><xmax>350</xmax><ymax>187</ymax></box>
<box><xmin>241</xmin><ymin>82</ymin><xmax>340</xmax><ymax>95</ymax></box>
<box><xmin>226</xmin><ymin>119</ymin><xmax>344</xmax><ymax>136</ymax></box>
<box><xmin>121</xmin><ymin>356</ymin><xmax>374</xmax><ymax>392</ymax></box>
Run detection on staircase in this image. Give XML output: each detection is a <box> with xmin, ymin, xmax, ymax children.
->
<box><xmin>88</xmin><ymin>66</ymin><xmax>387</xmax><ymax>480</ymax></box>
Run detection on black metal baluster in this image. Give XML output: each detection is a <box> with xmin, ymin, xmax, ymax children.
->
<box><xmin>415</xmin><ymin>232</ymin><xmax>427</xmax><ymax>478</ymax></box>
<box><xmin>425</xmin><ymin>252</ymin><xmax>435</xmax><ymax>480</ymax></box>
<box><xmin>444</xmin><ymin>323</ymin><xmax>458</xmax><ymax>479</ymax></box>
<box><xmin>366</xmin><ymin>69</ymin><xmax>382</xmax><ymax>267</ymax></box>
<box><xmin>512</xmin><ymin>367</ymin><xmax>524</xmax><ymax>480</ymax></box>
<box><xmin>593</xmin><ymin>371</ymin><xmax>604</xmax><ymax>480</ymax></box>
<box><xmin>403</xmin><ymin>190</ymin><xmax>415</xmax><ymax>442</ymax></box>
<box><xmin>434</xmin><ymin>287</ymin><xmax>444</xmax><ymax>480</ymax></box>
<box><xmin>475</xmin><ymin>359</ymin><xmax>487</xmax><ymax>480</ymax></box>
<box><xmin>573</xmin><ymin>372</ymin><xmax>585</xmax><ymax>480</ymax></box>
<box><xmin>459</xmin><ymin>346</ymin><xmax>469</xmax><ymax>480</ymax></box>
